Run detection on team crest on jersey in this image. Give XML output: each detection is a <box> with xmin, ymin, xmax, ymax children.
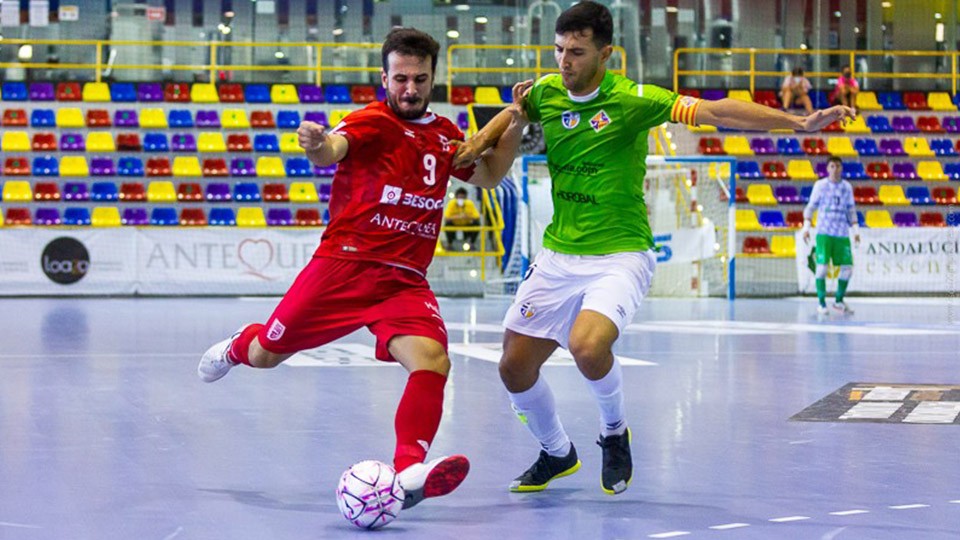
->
<box><xmin>520</xmin><ymin>302</ymin><xmax>536</xmax><ymax>319</ymax></box>
<box><xmin>590</xmin><ymin>110</ymin><xmax>611</xmax><ymax>132</ymax></box>
<box><xmin>267</xmin><ymin>319</ymin><xmax>286</xmax><ymax>341</ymax></box>
<box><xmin>561</xmin><ymin>111</ymin><xmax>580</xmax><ymax>129</ymax></box>
<box><xmin>380</xmin><ymin>185</ymin><xmax>402</xmax><ymax>205</ymax></box>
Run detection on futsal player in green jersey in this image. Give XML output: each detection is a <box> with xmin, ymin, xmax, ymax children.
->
<box><xmin>457</xmin><ymin>1</ymin><xmax>856</xmax><ymax>495</ymax></box>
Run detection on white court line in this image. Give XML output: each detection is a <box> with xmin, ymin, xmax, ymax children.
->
<box><xmin>708</xmin><ymin>523</ymin><xmax>750</xmax><ymax>530</ymax></box>
<box><xmin>769</xmin><ymin>516</ymin><xmax>811</xmax><ymax>523</ymax></box>
<box><xmin>889</xmin><ymin>504</ymin><xmax>930</xmax><ymax>510</ymax></box>
<box><xmin>950</xmin><ymin>500</ymin><xmax>960</xmax><ymax>504</ymax></box>
<box><xmin>829</xmin><ymin>510</ymin><xmax>870</xmax><ymax>516</ymax></box>
<box><xmin>0</xmin><ymin>522</ymin><xmax>41</xmax><ymax>529</ymax></box>
<box><xmin>0</xmin><ymin>353</ymin><xmax>195</xmax><ymax>359</ymax></box>
<box><xmin>648</xmin><ymin>532</ymin><xmax>690</xmax><ymax>539</ymax></box>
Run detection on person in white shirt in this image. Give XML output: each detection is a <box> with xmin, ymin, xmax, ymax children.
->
<box><xmin>781</xmin><ymin>66</ymin><xmax>814</xmax><ymax>114</ymax></box>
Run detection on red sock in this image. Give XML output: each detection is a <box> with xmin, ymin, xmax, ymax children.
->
<box><xmin>394</xmin><ymin>370</ymin><xmax>447</xmax><ymax>473</ymax></box>
<box><xmin>227</xmin><ymin>323</ymin><xmax>263</xmax><ymax>367</ymax></box>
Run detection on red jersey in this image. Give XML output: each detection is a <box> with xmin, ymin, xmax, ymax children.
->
<box><xmin>314</xmin><ymin>101</ymin><xmax>474</xmax><ymax>275</ymax></box>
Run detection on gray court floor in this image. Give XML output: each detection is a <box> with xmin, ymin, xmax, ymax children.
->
<box><xmin>1</xmin><ymin>295</ymin><xmax>959</xmax><ymax>539</ymax></box>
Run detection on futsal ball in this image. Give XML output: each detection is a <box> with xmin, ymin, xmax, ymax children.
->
<box><xmin>336</xmin><ymin>460</ymin><xmax>405</xmax><ymax>530</ymax></box>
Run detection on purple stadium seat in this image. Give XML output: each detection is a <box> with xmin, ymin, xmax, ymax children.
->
<box><xmin>114</xmin><ymin>109</ymin><xmax>139</xmax><ymax>128</ymax></box>
<box><xmin>750</xmin><ymin>137</ymin><xmax>776</xmax><ymax>155</ymax></box>
<box><xmin>230</xmin><ymin>158</ymin><xmax>256</xmax><ymax>177</ymax></box>
<box><xmin>297</xmin><ymin>85</ymin><xmax>325</xmax><ymax>103</ymax></box>
<box><xmin>303</xmin><ymin>111</ymin><xmax>328</xmax><ymax>127</ymax></box>
<box><xmin>457</xmin><ymin>111</ymin><xmax>469</xmax><ymax>131</ymax></box>
<box><xmin>63</xmin><ymin>182</ymin><xmax>89</xmax><ymax>201</ymax></box>
<box><xmin>137</xmin><ymin>83</ymin><xmax>164</xmax><ymax>102</ymax></box>
<box><xmin>59</xmin><ymin>133</ymin><xmax>85</xmax><ymax>152</ymax></box>
<box><xmin>205</xmin><ymin>183</ymin><xmax>232</xmax><ymax>201</ymax></box>
<box><xmin>942</xmin><ymin>116</ymin><xmax>960</xmax><ymax>134</ymax></box>
<box><xmin>266</xmin><ymin>208</ymin><xmax>294</xmax><ymax>226</ymax></box>
<box><xmin>34</xmin><ymin>208</ymin><xmax>61</xmax><ymax>226</ymax></box>
<box><xmin>891</xmin><ymin>116</ymin><xmax>918</xmax><ymax>133</ymax></box>
<box><xmin>773</xmin><ymin>185</ymin><xmax>800</xmax><ymax>204</ymax></box>
<box><xmin>892</xmin><ymin>162</ymin><xmax>918</xmax><ymax>180</ymax></box>
<box><xmin>893</xmin><ymin>212</ymin><xmax>918</xmax><ymax>227</ymax></box>
<box><xmin>121</xmin><ymin>208</ymin><xmax>149</xmax><ymax>226</ymax></box>
<box><xmin>376</xmin><ymin>86</ymin><xmax>387</xmax><ymax>101</ymax></box>
<box><xmin>196</xmin><ymin>110</ymin><xmax>221</xmax><ymax>128</ymax></box>
<box><xmin>879</xmin><ymin>139</ymin><xmax>906</xmax><ymax>156</ymax></box>
<box><xmin>814</xmin><ymin>161</ymin><xmax>828</xmax><ymax>178</ymax></box>
<box><xmin>314</xmin><ymin>164</ymin><xmax>337</xmax><ymax>177</ymax></box>
<box><xmin>701</xmin><ymin>89</ymin><xmax>726</xmax><ymax>101</ymax></box>
<box><xmin>90</xmin><ymin>158</ymin><xmax>116</xmax><ymax>176</ymax></box>
<box><xmin>318</xmin><ymin>183</ymin><xmax>332</xmax><ymax>202</ymax></box>
<box><xmin>171</xmin><ymin>133</ymin><xmax>198</xmax><ymax>152</ymax></box>
<box><xmin>29</xmin><ymin>83</ymin><xmax>55</xmax><ymax>101</ymax></box>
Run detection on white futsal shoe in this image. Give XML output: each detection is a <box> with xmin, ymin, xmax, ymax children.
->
<box><xmin>197</xmin><ymin>327</ymin><xmax>244</xmax><ymax>383</ymax></box>
<box><xmin>397</xmin><ymin>455</ymin><xmax>470</xmax><ymax>510</ymax></box>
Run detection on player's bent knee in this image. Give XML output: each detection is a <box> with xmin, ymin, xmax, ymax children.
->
<box><xmin>499</xmin><ymin>356</ymin><xmax>534</xmax><ymax>389</ymax></box>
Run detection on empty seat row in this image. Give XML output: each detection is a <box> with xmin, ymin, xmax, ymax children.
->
<box><xmin>734</xmin><ymin>159</ymin><xmax>957</xmax><ymax>181</ymax></box>
<box><xmin>2</xmin><ymin>180</ymin><xmax>332</xmax><ymax>203</ymax></box>
<box><xmin>1</xmin><ymin>156</ymin><xmax>334</xmax><ymax>178</ymax></box>
<box><xmin>736</xmin><ymin>208</ymin><xmax>957</xmax><ymax>231</ymax></box>
<box><xmin>744</xmin><ymin>182</ymin><xmax>953</xmax><ymax>206</ymax></box>
<box><xmin>704</xmin><ymin>135</ymin><xmax>952</xmax><ymax>157</ymax></box>
<box><xmin>1</xmin><ymin>131</ymin><xmax>306</xmax><ymax>154</ymax></box>
<box><xmin>3</xmin><ymin>107</ymin><xmax>339</xmax><ymax>130</ymax></box>
<box><xmin>681</xmin><ymin>89</ymin><xmax>960</xmax><ymax>112</ymax></box>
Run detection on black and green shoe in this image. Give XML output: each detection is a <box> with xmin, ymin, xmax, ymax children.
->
<box><xmin>509</xmin><ymin>445</ymin><xmax>581</xmax><ymax>492</ymax></box>
<box><xmin>597</xmin><ymin>428</ymin><xmax>632</xmax><ymax>495</ymax></box>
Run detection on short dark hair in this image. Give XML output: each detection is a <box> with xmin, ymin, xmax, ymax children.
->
<box><xmin>827</xmin><ymin>156</ymin><xmax>843</xmax><ymax>166</ymax></box>
<box><xmin>556</xmin><ymin>1</ymin><xmax>613</xmax><ymax>48</ymax></box>
<box><xmin>454</xmin><ymin>187</ymin><xmax>468</xmax><ymax>197</ymax></box>
<box><xmin>792</xmin><ymin>66</ymin><xmax>804</xmax><ymax>76</ymax></box>
<box><xmin>381</xmin><ymin>27</ymin><xmax>440</xmax><ymax>74</ymax></box>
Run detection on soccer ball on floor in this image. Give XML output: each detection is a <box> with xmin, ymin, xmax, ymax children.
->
<box><xmin>336</xmin><ymin>460</ymin><xmax>405</xmax><ymax>530</ymax></box>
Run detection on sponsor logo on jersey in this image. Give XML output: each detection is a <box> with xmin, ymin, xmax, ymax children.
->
<box><xmin>438</xmin><ymin>134</ymin><xmax>453</xmax><ymax>152</ymax></box>
<box><xmin>370</xmin><ymin>213</ymin><xmax>439</xmax><ymax>238</ymax></box>
<box><xmin>557</xmin><ymin>190</ymin><xmax>599</xmax><ymax>205</ymax></box>
<box><xmin>404</xmin><ymin>129</ymin><xmax>416</xmax><ymax>138</ymax></box>
<box><xmin>590</xmin><ymin>110</ymin><xmax>611</xmax><ymax>132</ymax></box>
<box><xmin>520</xmin><ymin>302</ymin><xmax>536</xmax><ymax>319</ymax></box>
<box><xmin>402</xmin><ymin>193</ymin><xmax>445</xmax><ymax>210</ymax></box>
<box><xmin>267</xmin><ymin>319</ymin><xmax>286</xmax><ymax>341</ymax></box>
<box><xmin>561</xmin><ymin>111</ymin><xmax>580</xmax><ymax>129</ymax></box>
<box><xmin>381</xmin><ymin>185</ymin><xmax>403</xmax><ymax>205</ymax></box>
<box><xmin>555</xmin><ymin>161</ymin><xmax>603</xmax><ymax>176</ymax></box>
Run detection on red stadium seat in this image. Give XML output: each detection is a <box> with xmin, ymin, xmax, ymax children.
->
<box><xmin>250</xmin><ymin>110</ymin><xmax>276</xmax><ymax>128</ymax></box>
<box><xmin>735</xmin><ymin>187</ymin><xmax>748</xmax><ymax>203</ymax></box>
<box><xmin>678</xmin><ymin>89</ymin><xmax>701</xmax><ymax>98</ymax></box>
<box><xmin>866</xmin><ymin>162</ymin><xmax>892</xmax><ymax>180</ymax></box>
<box><xmin>295</xmin><ymin>208</ymin><xmax>322</xmax><ymax>226</ymax></box>
<box><xmin>904</xmin><ymin>91</ymin><xmax>930</xmax><ymax>110</ymax></box>
<box><xmin>785</xmin><ymin>211</ymin><xmax>805</xmax><ymax>229</ymax></box>
<box><xmin>802</xmin><ymin>138</ymin><xmax>828</xmax><ymax>155</ymax></box>
<box><xmin>932</xmin><ymin>186</ymin><xmax>957</xmax><ymax>205</ymax></box>
<box><xmin>218</xmin><ymin>84</ymin><xmax>245</xmax><ymax>103</ymax></box>
<box><xmin>32</xmin><ymin>132</ymin><xmax>57</xmax><ymax>151</ymax></box>
<box><xmin>762</xmin><ymin>161</ymin><xmax>788</xmax><ymax>179</ymax></box>
<box><xmin>263</xmin><ymin>183</ymin><xmax>290</xmax><ymax>202</ymax></box>
<box><xmin>117</xmin><ymin>133</ymin><xmax>142</xmax><ymax>151</ymax></box>
<box><xmin>2</xmin><ymin>108</ymin><xmax>28</xmax><ymax>126</ymax></box>
<box><xmin>754</xmin><ymin>90</ymin><xmax>780</xmax><ymax>108</ymax></box>
<box><xmin>699</xmin><ymin>137</ymin><xmax>725</xmax><ymax>155</ymax></box>
<box><xmin>450</xmin><ymin>86</ymin><xmax>475</xmax><ymax>105</ymax></box>
<box><xmin>86</xmin><ymin>109</ymin><xmax>112</xmax><ymax>127</ymax></box>
<box><xmin>119</xmin><ymin>182</ymin><xmax>146</xmax><ymax>202</ymax></box>
<box><xmin>919</xmin><ymin>212</ymin><xmax>946</xmax><ymax>227</ymax></box>
<box><xmin>164</xmin><ymin>83</ymin><xmax>191</xmax><ymax>102</ymax></box>
<box><xmin>4</xmin><ymin>157</ymin><xmax>30</xmax><ymax>176</ymax></box>
<box><xmin>351</xmin><ymin>85</ymin><xmax>377</xmax><ymax>104</ymax></box>
<box><xmin>5</xmin><ymin>208</ymin><xmax>32</xmax><ymax>225</ymax></box>
<box><xmin>202</xmin><ymin>159</ymin><xmax>229</xmax><ymax>177</ymax></box>
<box><xmin>56</xmin><ymin>82</ymin><xmax>82</xmax><ymax>101</ymax></box>
<box><xmin>853</xmin><ymin>186</ymin><xmax>879</xmax><ymax>204</ymax></box>
<box><xmin>226</xmin><ymin>134</ymin><xmax>252</xmax><ymax>152</ymax></box>
<box><xmin>177</xmin><ymin>183</ymin><xmax>204</xmax><ymax>202</ymax></box>
<box><xmin>33</xmin><ymin>182</ymin><xmax>61</xmax><ymax>201</ymax></box>
<box><xmin>917</xmin><ymin>116</ymin><xmax>945</xmax><ymax>133</ymax></box>
<box><xmin>146</xmin><ymin>158</ymin><xmax>172</xmax><ymax>177</ymax></box>
<box><xmin>179</xmin><ymin>208</ymin><xmax>208</xmax><ymax>226</ymax></box>
<box><xmin>742</xmin><ymin>236</ymin><xmax>771</xmax><ymax>254</ymax></box>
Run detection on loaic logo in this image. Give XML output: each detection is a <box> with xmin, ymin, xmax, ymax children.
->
<box><xmin>41</xmin><ymin>237</ymin><xmax>90</xmax><ymax>285</ymax></box>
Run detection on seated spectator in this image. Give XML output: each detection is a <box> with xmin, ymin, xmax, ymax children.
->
<box><xmin>780</xmin><ymin>67</ymin><xmax>814</xmax><ymax>114</ymax></box>
<box><xmin>443</xmin><ymin>187</ymin><xmax>481</xmax><ymax>250</ymax></box>
<box><xmin>830</xmin><ymin>65</ymin><xmax>859</xmax><ymax>109</ymax></box>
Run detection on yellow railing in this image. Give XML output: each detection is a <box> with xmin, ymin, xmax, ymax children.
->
<box><xmin>673</xmin><ymin>47</ymin><xmax>959</xmax><ymax>95</ymax></box>
<box><xmin>436</xmin><ymin>188</ymin><xmax>505</xmax><ymax>281</ymax></box>
<box><xmin>0</xmin><ymin>39</ymin><xmax>381</xmax><ymax>85</ymax></box>
<box><xmin>447</xmin><ymin>44</ymin><xmax>628</xmax><ymax>101</ymax></box>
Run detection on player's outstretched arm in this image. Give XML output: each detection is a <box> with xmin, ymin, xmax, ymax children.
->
<box><xmin>452</xmin><ymin>80</ymin><xmax>533</xmax><ymax>169</ymax></box>
<box><xmin>298</xmin><ymin>121</ymin><xmax>349</xmax><ymax>167</ymax></box>
<box><xmin>696</xmin><ymin>98</ymin><xmax>856</xmax><ymax>132</ymax></box>
<box><xmin>465</xmin><ymin>112</ymin><xmax>527</xmax><ymax>189</ymax></box>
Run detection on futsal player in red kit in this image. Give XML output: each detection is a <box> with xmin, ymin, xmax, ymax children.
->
<box><xmin>198</xmin><ymin>28</ymin><xmax>527</xmax><ymax>508</ymax></box>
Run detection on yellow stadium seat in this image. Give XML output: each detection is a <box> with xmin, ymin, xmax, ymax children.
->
<box><xmin>172</xmin><ymin>157</ymin><xmax>202</xmax><ymax>177</ymax></box>
<box><xmin>92</xmin><ymin>207</ymin><xmax>122</xmax><ymax>227</ymax></box>
<box><xmin>60</xmin><ymin>156</ymin><xmax>89</xmax><ymax>177</ymax></box>
<box><xmin>271</xmin><ymin>84</ymin><xmax>299</xmax><ymax>104</ymax></box>
<box><xmin>237</xmin><ymin>207</ymin><xmax>267</xmax><ymax>227</ymax></box>
<box><xmin>86</xmin><ymin>132</ymin><xmax>116</xmax><ymax>152</ymax></box>
<box><xmin>917</xmin><ymin>161</ymin><xmax>948</xmax><ymax>181</ymax></box>
<box><xmin>2</xmin><ymin>180</ymin><xmax>33</xmax><ymax>201</ymax></box>
<box><xmin>878</xmin><ymin>185</ymin><xmax>909</xmax><ymax>205</ymax></box>
<box><xmin>928</xmin><ymin>92</ymin><xmax>957</xmax><ymax>112</ymax></box>
<box><xmin>222</xmin><ymin>109</ymin><xmax>250</xmax><ymax>129</ymax></box>
<box><xmin>191</xmin><ymin>83</ymin><xmax>219</xmax><ymax>103</ymax></box>
<box><xmin>1</xmin><ymin>131</ymin><xmax>30</xmax><ymax>152</ymax></box>
<box><xmin>147</xmin><ymin>181</ymin><xmax>177</xmax><ymax>202</ymax></box>
<box><xmin>770</xmin><ymin>235</ymin><xmax>796</xmax><ymax>257</ymax></box>
<box><xmin>727</xmin><ymin>90</ymin><xmax>753</xmax><ymax>102</ymax></box>
<box><xmin>329</xmin><ymin>109</ymin><xmax>352</xmax><ymax>127</ymax></box>
<box><xmin>735</xmin><ymin>209</ymin><xmax>763</xmax><ymax>231</ymax></box>
<box><xmin>708</xmin><ymin>162</ymin><xmax>732</xmax><ymax>180</ymax></box>
<box><xmin>0</xmin><ymin>212</ymin><xmax>4</xmax><ymax>227</ymax></box>
<box><xmin>279</xmin><ymin>133</ymin><xmax>304</xmax><ymax>153</ymax></box>
<box><xmin>687</xmin><ymin>124</ymin><xmax>718</xmax><ymax>133</ymax></box>
<box><xmin>826</xmin><ymin>136</ymin><xmax>857</xmax><ymax>157</ymax></box>
<box><xmin>474</xmin><ymin>86</ymin><xmax>504</xmax><ymax>104</ymax></box>
<box><xmin>787</xmin><ymin>160</ymin><xmax>817</xmax><ymax>180</ymax></box>
<box><xmin>197</xmin><ymin>132</ymin><xmax>227</xmax><ymax>153</ymax></box>
<box><xmin>865</xmin><ymin>210</ymin><xmax>894</xmax><ymax>229</ymax></box>
<box><xmin>82</xmin><ymin>82</ymin><xmax>111</xmax><ymax>102</ymax></box>
<box><xmin>746</xmin><ymin>183</ymin><xmax>777</xmax><ymax>205</ymax></box>
<box><xmin>841</xmin><ymin>115</ymin><xmax>870</xmax><ymax>134</ymax></box>
<box><xmin>56</xmin><ymin>107</ymin><xmax>84</xmax><ymax>127</ymax></box>
<box><xmin>139</xmin><ymin>108</ymin><xmax>168</xmax><ymax>128</ymax></box>
<box><xmin>723</xmin><ymin>135</ymin><xmax>754</xmax><ymax>156</ymax></box>
<box><xmin>855</xmin><ymin>91</ymin><xmax>883</xmax><ymax>111</ymax></box>
<box><xmin>904</xmin><ymin>137</ymin><xmax>934</xmax><ymax>157</ymax></box>
<box><xmin>289</xmin><ymin>182</ymin><xmax>319</xmax><ymax>202</ymax></box>
<box><xmin>256</xmin><ymin>157</ymin><xmax>285</xmax><ymax>177</ymax></box>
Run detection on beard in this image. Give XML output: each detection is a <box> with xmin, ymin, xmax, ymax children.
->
<box><xmin>388</xmin><ymin>94</ymin><xmax>430</xmax><ymax>120</ymax></box>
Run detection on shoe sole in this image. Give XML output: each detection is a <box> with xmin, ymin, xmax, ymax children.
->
<box><xmin>402</xmin><ymin>454</ymin><xmax>470</xmax><ymax>509</ymax></box>
<box><xmin>508</xmin><ymin>460</ymin><xmax>582</xmax><ymax>493</ymax></box>
<box><xmin>600</xmin><ymin>428</ymin><xmax>632</xmax><ymax>496</ymax></box>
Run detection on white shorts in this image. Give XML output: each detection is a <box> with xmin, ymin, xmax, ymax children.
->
<box><xmin>502</xmin><ymin>248</ymin><xmax>656</xmax><ymax>349</ymax></box>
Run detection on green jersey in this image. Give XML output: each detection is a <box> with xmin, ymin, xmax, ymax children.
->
<box><xmin>524</xmin><ymin>71</ymin><xmax>689</xmax><ymax>255</ymax></box>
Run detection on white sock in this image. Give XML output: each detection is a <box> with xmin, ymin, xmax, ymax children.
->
<box><xmin>585</xmin><ymin>358</ymin><xmax>627</xmax><ymax>437</ymax></box>
<box><xmin>508</xmin><ymin>375</ymin><xmax>571</xmax><ymax>457</ymax></box>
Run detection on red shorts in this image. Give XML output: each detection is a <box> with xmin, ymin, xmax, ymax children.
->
<box><xmin>258</xmin><ymin>256</ymin><xmax>447</xmax><ymax>362</ymax></box>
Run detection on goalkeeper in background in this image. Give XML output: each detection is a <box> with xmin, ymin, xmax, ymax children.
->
<box><xmin>803</xmin><ymin>156</ymin><xmax>860</xmax><ymax>315</ymax></box>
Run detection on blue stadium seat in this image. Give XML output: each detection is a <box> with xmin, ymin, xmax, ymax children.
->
<box><xmin>866</xmin><ymin>115</ymin><xmax>893</xmax><ymax>133</ymax></box>
<box><xmin>947</xmin><ymin>212</ymin><xmax>960</xmax><ymax>226</ymax></box>
<box><xmin>842</xmin><ymin>162</ymin><xmax>868</xmax><ymax>180</ymax></box>
<box><xmin>30</xmin><ymin>109</ymin><xmax>56</xmax><ymax>127</ymax></box>
<box><xmin>63</xmin><ymin>207</ymin><xmax>92</xmax><ymax>226</ymax></box>
<box><xmin>1</xmin><ymin>82</ymin><xmax>27</xmax><ymax>101</ymax></box>
<box><xmin>324</xmin><ymin>84</ymin><xmax>351</xmax><ymax>104</ymax></box>
<box><xmin>736</xmin><ymin>161</ymin><xmax>762</xmax><ymax>179</ymax></box>
<box><xmin>277</xmin><ymin>110</ymin><xmax>301</xmax><ymax>129</ymax></box>
<box><xmin>209</xmin><ymin>208</ymin><xmax>237</xmax><ymax>226</ymax></box>
<box><xmin>91</xmin><ymin>182</ymin><xmax>119</xmax><ymax>201</ymax></box>
<box><xmin>285</xmin><ymin>158</ymin><xmax>314</xmax><ymax>177</ymax></box>
<box><xmin>143</xmin><ymin>133</ymin><xmax>169</xmax><ymax>152</ymax></box>
<box><xmin>776</xmin><ymin>137</ymin><xmax>803</xmax><ymax>155</ymax></box>
<box><xmin>322</xmin><ymin>208</ymin><xmax>331</xmax><ymax>225</ymax></box>
<box><xmin>853</xmin><ymin>138</ymin><xmax>880</xmax><ymax>156</ymax></box>
<box><xmin>234</xmin><ymin>182</ymin><xmax>262</xmax><ymax>201</ymax></box>
<box><xmin>32</xmin><ymin>156</ymin><xmax>59</xmax><ymax>176</ymax></box>
<box><xmin>758</xmin><ymin>210</ymin><xmax>786</xmax><ymax>228</ymax></box>
<box><xmin>857</xmin><ymin>211</ymin><xmax>866</xmax><ymax>227</ymax></box>
<box><xmin>244</xmin><ymin>84</ymin><xmax>271</xmax><ymax>103</ymax></box>
<box><xmin>930</xmin><ymin>138</ymin><xmax>958</xmax><ymax>157</ymax></box>
<box><xmin>500</xmin><ymin>86</ymin><xmax>513</xmax><ymax>104</ymax></box>
<box><xmin>118</xmin><ymin>157</ymin><xmax>145</xmax><ymax>177</ymax></box>
<box><xmin>905</xmin><ymin>186</ymin><xmax>933</xmax><ymax>205</ymax></box>
<box><xmin>799</xmin><ymin>185</ymin><xmax>813</xmax><ymax>204</ymax></box>
<box><xmin>150</xmin><ymin>207</ymin><xmax>179</xmax><ymax>226</ymax></box>
<box><xmin>253</xmin><ymin>134</ymin><xmax>280</xmax><ymax>152</ymax></box>
<box><xmin>944</xmin><ymin>162</ymin><xmax>960</xmax><ymax>180</ymax></box>
<box><xmin>110</xmin><ymin>83</ymin><xmax>137</xmax><ymax>102</ymax></box>
<box><xmin>878</xmin><ymin>92</ymin><xmax>906</xmax><ymax>110</ymax></box>
<box><xmin>809</xmin><ymin>90</ymin><xmax>830</xmax><ymax>109</ymax></box>
<box><xmin>168</xmin><ymin>109</ymin><xmax>194</xmax><ymax>128</ymax></box>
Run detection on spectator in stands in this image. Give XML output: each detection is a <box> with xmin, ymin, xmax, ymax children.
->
<box><xmin>780</xmin><ymin>67</ymin><xmax>814</xmax><ymax>114</ymax></box>
<box><xmin>830</xmin><ymin>65</ymin><xmax>859</xmax><ymax>109</ymax></box>
<box><xmin>443</xmin><ymin>187</ymin><xmax>481</xmax><ymax>250</ymax></box>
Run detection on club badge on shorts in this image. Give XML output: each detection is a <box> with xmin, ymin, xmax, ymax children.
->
<box><xmin>520</xmin><ymin>302</ymin><xmax>536</xmax><ymax>319</ymax></box>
